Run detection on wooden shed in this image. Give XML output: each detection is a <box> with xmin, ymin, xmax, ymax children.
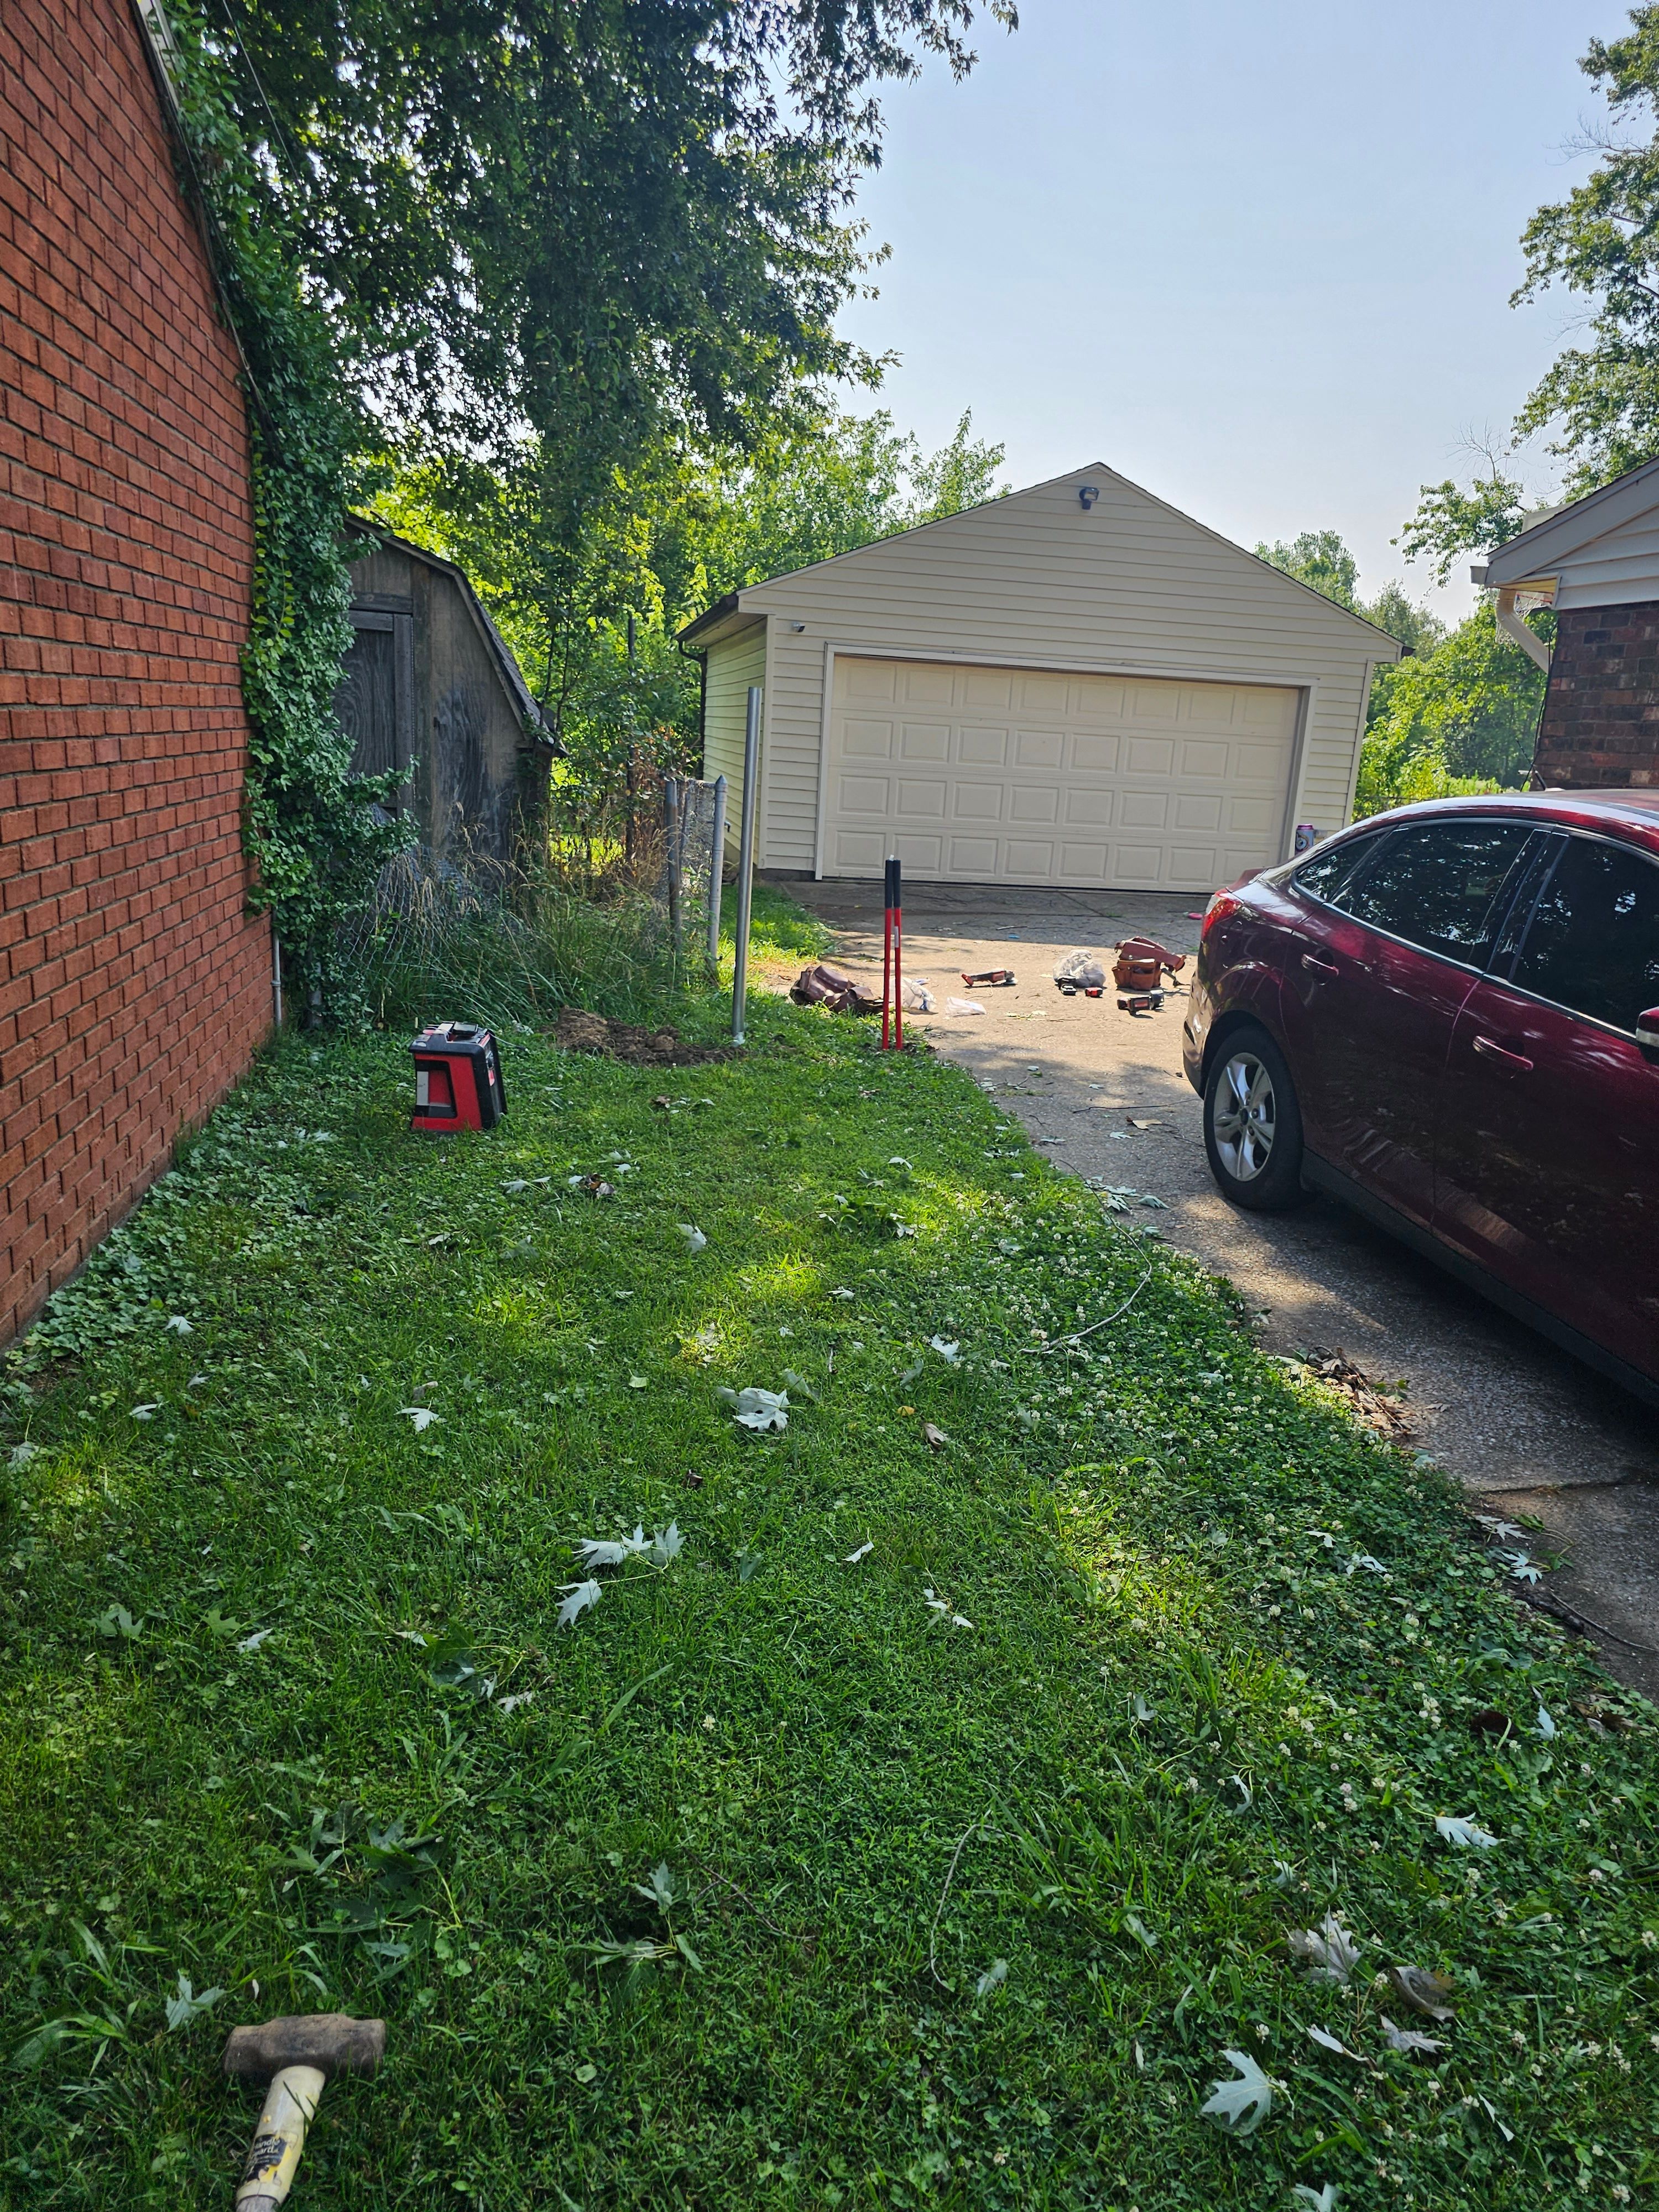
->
<box><xmin>336</xmin><ymin>525</ymin><xmax>554</xmax><ymax>872</ymax></box>
<box><xmin>680</xmin><ymin>464</ymin><xmax>1400</xmax><ymax>894</ymax></box>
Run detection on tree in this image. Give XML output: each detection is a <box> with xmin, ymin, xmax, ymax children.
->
<box><xmin>1512</xmin><ymin>8</ymin><xmax>1659</xmax><ymax>489</ymax></box>
<box><xmin>1357</xmin><ymin>602</ymin><xmax>1551</xmax><ymax>813</ymax></box>
<box><xmin>1395</xmin><ymin>467</ymin><xmax>1532</xmax><ymax>585</ymax></box>
<box><xmin>1255</xmin><ymin>529</ymin><xmax>1360</xmax><ymax>608</ymax></box>
<box><xmin>1364</xmin><ymin>582</ymin><xmax>1448</xmax><ymax>660</ymax></box>
<box><xmin>221</xmin><ymin>0</ymin><xmax>1017</xmax><ymax>562</ymax></box>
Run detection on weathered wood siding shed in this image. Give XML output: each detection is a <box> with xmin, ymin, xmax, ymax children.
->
<box><xmin>338</xmin><ymin>529</ymin><xmax>551</xmax><ymax>871</ymax></box>
<box><xmin>683</xmin><ymin>465</ymin><xmax>1399</xmax><ymax>891</ymax></box>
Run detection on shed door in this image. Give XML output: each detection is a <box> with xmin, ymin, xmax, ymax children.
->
<box><xmin>822</xmin><ymin>657</ymin><xmax>1302</xmax><ymax>889</ymax></box>
<box><xmin>333</xmin><ymin>608</ymin><xmax>414</xmax><ymax>792</ymax></box>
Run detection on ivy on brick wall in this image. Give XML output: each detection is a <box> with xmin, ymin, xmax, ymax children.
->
<box><xmin>150</xmin><ymin>2</ymin><xmax>407</xmax><ymax>1011</ymax></box>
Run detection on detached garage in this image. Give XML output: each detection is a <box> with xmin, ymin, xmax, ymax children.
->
<box><xmin>680</xmin><ymin>463</ymin><xmax>1399</xmax><ymax>891</ymax></box>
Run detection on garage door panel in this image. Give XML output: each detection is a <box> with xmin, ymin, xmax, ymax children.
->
<box><xmin>959</xmin><ymin>728</ymin><xmax>1009</xmax><ymax>765</ymax></box>
<box><xmin>1064</xmin><ymin>787</ymin><xmax>1114</xmax><ymax>826</ymax></box>
<box><xmin>1015</xmin><ymin>727</ymin><xmax>1065</xmax><ymax>769</ymax></box>
<box><xmin>1125</xmin><ymin>736</ymin><xmax>1175</xmax><ymax>775</ymax></box>
<box><xmin>900</xmin><ymin>665</ymin><xmax>955</xmax><ymax>706</ymax></box>
<box><xmin>1120</xmin><ymin>790</ymin><xmax>1170</xmax><ymax>829</ymax></box>
<box><xmin>1071</xmin><ymin>733</ymin><xmax>1120</xmax><ymax>773</ymax></box>
<box><xmin>825</xmin><ymin>657</ymin><xmax>1299</xmax><ymax>888</ymax></box>
<box><xmin>838</xmin><ymin>775</ymin><xmax>891</xmax><ymax>813</ymax></box>
<box><xmin>1175</xmin><ymin>794</ymin><xmax>1223</xmax><ymax>831</ymax></box>
<box><xmin>952</xmin><ymin>783</ymin><xmax>1004</xmax><ymax>821</ymax></box>
<box><xmin>842</xmin><ymin>718</ymin><xmax>894</xmax><ymax>759</ymax></box>
<box><xmin>1181</xmin><ymin>739</ymin><xmax>1229</xmax><ymax>778</ymax></box>
<box><xmin>899</xmin><ymin>721</ymin><xmax>950</xmax><ymax>760</ymax></box>
<box><xmin>894</xmin><ymin>833</ymin><xmax>943</xmax><ymax>872</ymax></box>
<box><xmin>844</xmin><ymin>662</ymin><xmax>896</xmax><ymax>702</ymax></box>
<box><xmin>950</xmin><ymin>836</ymin><xmax>1000</xmax><ymax>873</ymax></box>
<box><xmin>963</xmin><ymin>671</ymin><xmax>1014</xmax><ymax>711</ymax></box>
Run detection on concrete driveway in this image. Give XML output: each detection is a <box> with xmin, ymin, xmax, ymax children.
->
<box><xmin>782</xmin><ymin>873</ymin><xmax>1659</xmax><ymax>1698</ymax></box>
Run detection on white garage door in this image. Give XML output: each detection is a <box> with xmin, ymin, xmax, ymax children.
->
<box><xmin>822</xmin><ymin>657</ymin><xmax>1301</xmax><ymax>890</ymax></box>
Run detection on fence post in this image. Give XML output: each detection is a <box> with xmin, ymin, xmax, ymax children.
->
<box><xmin>731</xmin><ymin>688</ymin><xmax>761</xmax><ymax>1046</ymax></box>
<box><xmin>707</xmin><ymin>774</ymin><xmax>728</xmax><ymax>971</ymax></box>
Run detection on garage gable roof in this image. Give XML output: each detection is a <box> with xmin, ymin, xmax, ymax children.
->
<box><xmin>678</xmin><ymin>462</ymin><xmax>1401</xmax><ymax>654</ymax></box>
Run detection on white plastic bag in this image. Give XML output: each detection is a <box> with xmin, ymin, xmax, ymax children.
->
<box><xmin>1053</xmin><ymin>950</ymin><xmax>1106</xmax><ymax>988</ymax></box>
<box><xmin>900</xmin><ymin>976</ymin><xmax>935</xmax><ymax>1012</ymax></box>
<box><xmin>944</xmin><ymin>997</ymin><xmax>987</xmax><ymax>1016</ymax></box>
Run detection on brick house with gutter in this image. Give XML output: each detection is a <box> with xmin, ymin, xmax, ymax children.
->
<box><xmin>1477</xmin><ymin>458</ymin><xmax>1659</xmax><ymax>790</ymax></box>
<box><xmin>0</xmin><ymin>0</ymin><xmax>272</xmax><ymax>1343</ymax></box>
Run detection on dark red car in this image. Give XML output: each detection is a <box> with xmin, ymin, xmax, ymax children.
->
<box><xmin>1184</xmin><ymin>791</ymin><xmax>1659</xmax><ymax>1401</ymax></box>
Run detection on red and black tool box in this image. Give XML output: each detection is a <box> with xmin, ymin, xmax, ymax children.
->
<box><xmin>410</xmin><ymin>1022</ymin><xmax>507</xmax><ymax>1133</ymax></box>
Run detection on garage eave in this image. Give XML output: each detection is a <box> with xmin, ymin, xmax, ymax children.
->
<box><xmin>677</xmin><ymin>596</ymin><xmax>765</xmax><ymax>651</ymax></box>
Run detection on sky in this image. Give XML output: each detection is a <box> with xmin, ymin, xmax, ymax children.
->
<box><xmin>833</xmin><ymin>0</ymin><xmax>1623</xmax><ymax>618</ymax></box>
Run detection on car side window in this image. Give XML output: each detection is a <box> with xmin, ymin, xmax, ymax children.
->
<box><xmin>1509</xmin><ymin>834</ymin><xmax>1659</xmax><ymax>1033</ymax></box>
<box><xmin>1332</xmin><ymin>820</ymin><xmax>1538</xmax><ymax>964</ymax></box>
<box><xmin>1292</xmin><ymin>832</ymin><xmax>1386</xmax><ymax>906</ymax></box>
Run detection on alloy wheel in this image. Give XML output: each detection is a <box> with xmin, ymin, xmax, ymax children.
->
<box><xmin>1213</xmin><ymin>1050</ymin><xmax>1276</xmax><ymax>1182</ymax></box>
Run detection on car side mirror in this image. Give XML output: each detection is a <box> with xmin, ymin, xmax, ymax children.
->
<box><xmin>1639</xmin><ymin>1006</ymin><xmax>1659</xmax><ymax>1050</ymax></box>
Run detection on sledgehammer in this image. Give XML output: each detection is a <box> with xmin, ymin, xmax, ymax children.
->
<box><xmin>222</xmin><ymin>2013</ymin><xmax>385</xmax><ymax>2209</ymax></box>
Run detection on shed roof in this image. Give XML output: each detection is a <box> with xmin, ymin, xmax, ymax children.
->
<box><xmin>346</xmin><ymin>519</ymin><xmax>552</xmax><ymax>743</ymax></box>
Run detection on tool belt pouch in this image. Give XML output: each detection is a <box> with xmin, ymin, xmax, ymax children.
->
<box><xmin>1112</xmin><ymin>952</ymin><xmax>1165</xmax><ymax>992</ymax></box>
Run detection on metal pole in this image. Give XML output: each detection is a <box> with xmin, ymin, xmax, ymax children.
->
<box><xmin>665</xmin><ymin>775</ymin><xmax>683</xmax><ymax>959</ymax></box>
<box><xmin>731</xmin><ymin>687</ymin><xmax>761</xmax><ymax>1046</ymax></box>
<box><xmin>707</xmin><ymin>774</ymin><xmax>728</xmax><ymax>969</ymax></box>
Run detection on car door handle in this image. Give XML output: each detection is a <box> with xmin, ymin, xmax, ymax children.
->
<box><xmin>1472</xmin><ymin>1033</ymin><xmax>1533</xmax><ymax>1073</ymax></box>
<box><xmin>1301</xmin><ymin>952</ymin><xmax>1339</xmax><ymax>978</ymax></box>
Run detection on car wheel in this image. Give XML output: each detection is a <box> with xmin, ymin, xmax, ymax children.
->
<box><xmin>1203</xmin><ymin>1028</ymin><xmax>1306</xmax><ymax>1212</ymax></box>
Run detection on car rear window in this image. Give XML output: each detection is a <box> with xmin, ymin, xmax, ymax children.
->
<box><xmin>1291</xmin><ymin>831</ymin><xmax>1385</xmax><ymax>906</ymax></box>
<box><xmin>1509</xmin><ymin>833</ymin><xmax>1659</xmax><ymax>1032</ymax></box>
<box><xmin>1331</xmin><ymin>820</ymin><xmax>1537</xmax><ymax>964</ymax></box>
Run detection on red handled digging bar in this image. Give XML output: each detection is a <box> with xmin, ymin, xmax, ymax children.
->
<box><xmin>881</xmin><ymin>855</ymin><xmax>903</xmax><ymax>1048</ymax></box>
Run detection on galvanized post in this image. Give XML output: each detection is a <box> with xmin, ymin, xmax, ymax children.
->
<box><xmin>731</xmin><ymin>689</ymin><xmax>761</xmax><ymax>1046</ymax></box>
<box><xmin>707</xmin><ymin>774</ymin><xmax>728</xmax><ymax>969</ymax></box>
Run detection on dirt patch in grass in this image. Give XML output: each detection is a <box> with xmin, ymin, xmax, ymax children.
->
<box><xmin>552</xmin><ymin>1006</ymin><xmax>736</xmax><ymax>1064</ymax></box>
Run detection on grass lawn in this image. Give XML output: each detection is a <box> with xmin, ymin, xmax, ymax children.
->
<box><xmin>1</xmin><ymin>967</ymin><xmax>1655</xmax><ymax>2210</ymax></box>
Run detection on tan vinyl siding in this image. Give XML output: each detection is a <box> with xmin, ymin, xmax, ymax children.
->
<box><xmin>700</xmin><ymin>620</ymin><xmax>767</xmax><ymax>849</ymax></box>
<box><xmin>729</xmin><ymin>467</ymin><xmax>1391</xmax><ymax>875</ymax></box>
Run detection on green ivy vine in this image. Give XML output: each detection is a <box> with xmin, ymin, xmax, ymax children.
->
<box><xmin>150</xmin><ymin>2</ymin><xmax>408</xmax><ymax>1011</ymax></box>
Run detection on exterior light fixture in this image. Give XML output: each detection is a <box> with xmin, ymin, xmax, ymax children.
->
<box><xmin>1078</xmin><ymin>485</ymin><xmax>1099</xmax><ymax>510</ymax></box>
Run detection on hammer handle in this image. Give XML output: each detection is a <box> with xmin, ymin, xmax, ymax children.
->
<box><xmin>236</xmin><ymin>2064</ymin><xmax>325</xmax><ymax>2209</ymax></box>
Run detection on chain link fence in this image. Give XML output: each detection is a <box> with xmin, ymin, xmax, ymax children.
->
<box><xmin>649</xmin><ymin>774</ymin><xmax>728</xmax><ymax>966</ymax></box>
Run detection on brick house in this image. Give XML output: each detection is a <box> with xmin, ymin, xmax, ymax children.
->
<box><xmin>1475</xmin><ymin>460</ymin><xmax>1659</xmax><ymax>789</ymax></box>
<box><xmin>0</xmin><ymin>0</ymin><xmax>273</xmax><ymax>1343</ymax></box>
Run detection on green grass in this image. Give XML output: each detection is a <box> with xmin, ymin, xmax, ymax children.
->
<box><xmin>1</xmin><ymin>992</ymin><xmax>1655</xmax><ymax>2210</ymax></box>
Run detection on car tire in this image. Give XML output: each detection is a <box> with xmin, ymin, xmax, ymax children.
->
<box><xmin>1203</xmin><ymin>1027</ymin><xmax>1307</xmax><ymax>1212</ymax></box>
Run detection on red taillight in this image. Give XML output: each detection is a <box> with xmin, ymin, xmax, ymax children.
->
<box><xmin>1201</xmin><ymin>891</ymin><xmax>1241</xmax><ymax>943</ymax></box>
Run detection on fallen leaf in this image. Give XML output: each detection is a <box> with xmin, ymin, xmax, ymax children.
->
<box><xmin>780</xmin><ymin>1368</ymin><xmax>818</xmax><ymax>1401</ymax></box>
<box><xmin>716</xmin><ymin>1385</ymin><xmax>789</xmax><ymax>1432</ymax></box>
<box><xmin>975</xmin><ymin>1958</ymin><xmax>1009</xmax><ymax>1997</ymax></box>
<box><xmin>647</xmin><ymin>1523</ymin><xmax>684</xmax><ymax>1567</ymax></box>
<box><xmin>1436</xmin><ymin>1813</ymin><xmax>1499</xmax><ymax>1850</ymax></box>
<box><xmin>1474</xmin><ymin>1514</ymin><xmax>1525</xmax><ymax>1540</ymax></box>
<box><xmin>1290</xmin><ymin>2188</ymin><xmax>1339</xmax><ymax>2211</ymax></box>
<box><xmin>556</xmin><ymin>1580</ymin><xmax>602</xmax><ymax>1629</ymax></box>
<box><xmin>500</xmin><ymin>1180</ymin><xmax>529</xmax><ymax>1194</ymax></box>
<box><xmin>163</xmin><ymin>1972</ymin><xmax>223</xmax><ymax>2032</ymax></box>
<box><xmin>922</xmin><ymin>1422</ymin><xmax>951</xmax><ymax>1450</ymax></box>
<box><xmin>1497</xmin><ymin>1549</ymin><xmax>1543</xmax><ymax>1584</ymax></box>
<box><xmin>830</xmin><ymin>1287</ymin><xmax>855</xmax><ymax>1301</ymax></box>
<box><xmin>1288</xmin><ymin>1914</ymin><xmax>1361</xmax><ymax>1987</ymax></box>
<box><xmin>131</xmin><ymin>1404</ymin><xmax>160</xmax><ymax>1422</ymax></box>
<box><xmin>844</xmin><ymin>1541</ymin><xmax>874</xmax><ymax>1563</ymax></box>
<box><xmin>1306</xmin><ymin>2024</ymin><xmax>1369</xmax><ymax>2066</ymax></box>
<box><xmin>1386</xmin><ymin>1964</ymin><xmax>1457</xmax><ymax>2022</ymax></box>
<box><xmin>164</xmin><ymin>1314</ymin><xmax>192</xmax><ymax>1335</ymax></box>
<box><xmin>928</xmin><ymin>1335</ymin><xmax>962</xmax><ymax>1364</ymax></box>
<box><xmin>1535</xmin><ymin>1704</ymin><xmax>1557</xmax><ymax>1740</ymax></box>
<box><xmin>398</xmin><ymin>1406</ymin><xmax>441</xmax><ymax>1432</ymax></box>
<box><xmin>1199</xmin><ymin>2049</ymin><xmax>1272</xmax><ymax>2137</ymax></box>
<box><xmin>237</xmin><ymin>1627</ymin><xmax>275</xmax><ymax>1653</ymax></box>
<box><xmin>1344</xmin><ymin>1552</ymin><xmax>1386</xmax><ymax>1577</ymax></box>
<box><xmin>677</xmin><ymin>1224</ymin><xmax>707</xmax><ymax>1254</ymax></box>
<box><xmin>495</xmin><ymin>1691</ymin><xmax>535</xmax><ymax>1715</ymax></box>
<box><xmin>576</xmin><ymin>1528</ymin><xmax>647</xmax><ymax>1569</ymax></box>
<box><xmin>8</xmin><ymin>1442</ymin><xmax>39</xmax><ymax>1470</ymax></box>
<box><xmin>1379</xmin><ymin>2015</ymin><xmax>1444</xmax><ymax>2058</ymax></box>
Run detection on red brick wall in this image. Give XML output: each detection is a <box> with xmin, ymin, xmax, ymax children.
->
<box><xmin>0</xmin><ymin>0</ymin><xmax>272</xmax><ymax>1344</ymax></box>
<box><xmin>1534</xmin><ymin>601</ymin><xmax>1659</xmax><ymax>789</ymax></box>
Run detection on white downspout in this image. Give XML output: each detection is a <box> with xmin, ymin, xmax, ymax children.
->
<box><xmin>1495</xmin><ymin>585</ymin><xmax>1552</xmax><ymax>673</ymax></box>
